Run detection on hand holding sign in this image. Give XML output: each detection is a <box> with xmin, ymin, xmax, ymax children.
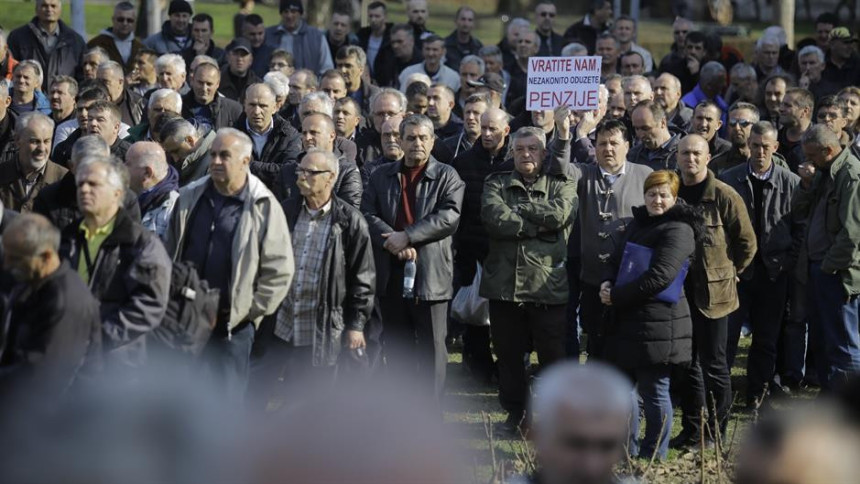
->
<box><xmin>553</xmin><ymin>105</ymin><xmax>571</xmax><ymax>139</ymax></box>
<box><xmin>527</xmin><ymin>56</ymin><xmax>602</xmax><ymax>112</ymax></box>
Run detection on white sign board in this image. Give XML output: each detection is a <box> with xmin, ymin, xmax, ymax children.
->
<box><xmin>526</xmin><ymin>56</ymin><xmax>602</xmax><ymax>111</ymax></box>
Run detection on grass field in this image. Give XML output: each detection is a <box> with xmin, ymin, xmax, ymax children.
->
<box><xmin>1</xmin><ymin>0</ymin><xmax>816</xmax><ymax>62</ymax></box>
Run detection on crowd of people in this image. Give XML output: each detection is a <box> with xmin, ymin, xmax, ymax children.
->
<box><xmin>2</xmin><ymin>0</ymin><xmax>860</xmax><ymax>477</ymax></box>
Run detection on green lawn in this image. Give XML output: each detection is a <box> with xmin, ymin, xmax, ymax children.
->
<box><xmin>1</xmin><ymin>0</ymin><xmax>815</xmax><ymax>62</ymax></box>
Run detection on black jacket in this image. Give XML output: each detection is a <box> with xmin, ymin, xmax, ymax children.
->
<box><xmin>0</xmin><ymin>261</ymin><xmax>102</xmax><ymax>396</ymax></box>
<box><xmin>362</xmin><ymin>157</ymin><xmax>465</xmax><ymax>301</ymax></box>
<box><xmin>217</xmin><ymin>66</ymin><xmax>262</xmax><ymax>103</ymax></box>
<box><xmin>180</xmin><ymin>42</ymin><xmax>226</xmax><ymax>69</ymax></box>
<box><xmin>280</xmin><ymin>156</ymin><xmax>363</xmax><ymax>209</ymax></box>
<box><xmin>0</xmin><ymin>111</ymin><xmax>18</xmax><ymax>164</ymax></box>
<box><xmin>444</xmin><ymin>31</ymin><xmax>484</xmax><ymax>70</ymax></box>
<box><xmin>33</xmin><ymin>171</ymin><xmax>142</xmax><ymax>232</ymax></box>
<box><xmin>562</xmin><ymin>18</ymin><xmax>609</xmax><ymax>55</ymax></box>
<box><xmin>0</xmin><ymin>160</ymin><xmax>68</xmax><ymax>213</ymax></box>
<box><xmin>451</xmin><ymin>140</ymin><xmax>511</xmax><ymax>284</ymax></box>
<box><xmin>355</xmin><ymin>126</ymin><xmax>382</xmax><ymax>167</ymax></box>
<box><xmin>627</xmin><ymin>133</ymin><xmax>682</xmax><ymax>171</ymax></box>
<box><xmin>282</xmin><ymin>196</ymin><xmax>375</xmax><ymax>367</ymax></box>
<box><xmin>181</xmin><ymin>92</ymin><xmax>243</xmax><ymax>130</ymax></box>
<box><xmin>51</xmin><ymin>129</ymin><xmax>128</xmax><ymax>167</ymax></box>
<box><xmin>605</xmin><ymin>203</ymin><xmax>700</xmax><ymax>369</ymax></box>
<box><xmin>8</xmin><ymin>19</ymin><xmax>86</xmax><ymax>90</ymax></box>
<box><xmin>374</xmin><ymin>47</ymin><xmax>422</xmax><ymax>88</ymax></box>
<box><xmin>357</xmin><ymin>23</ymin><xmax>392</xmax><ymax>54</ymax></box>
<box><xmin>236</xmin><ymin>114</ymin><xmax>302</xmax><ymax>191</ymax></box>
<box><xmin>59</xmin><ymin>208</ymin><xmax>171</xmax><ymax>369</ymax></box>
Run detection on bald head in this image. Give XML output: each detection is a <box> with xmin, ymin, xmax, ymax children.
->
<box><xmin>480</xmin><ymin>107</ymin><xmax>510</xmax><ymax>153</ymax></box>
<box><xmin>677</xmin><ymin>134</ymin><xmax>711</xmax><ymax>183</ymax></box>
<box><xmin>126</xmin><ymin>141</ymin><xmax>169</xmax><ymax>193</ymax></box>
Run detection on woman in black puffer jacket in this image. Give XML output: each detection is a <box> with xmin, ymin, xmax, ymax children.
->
<box><xmin>599</xmin><ymin>170</ymin><xmax>704</xmax><ymax>461</ymax></box>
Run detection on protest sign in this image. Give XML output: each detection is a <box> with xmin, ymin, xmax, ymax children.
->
<box><xmin>526</xmin><ymin>56</ymin><xmax>602</xmax><ymax>111</ymax></box>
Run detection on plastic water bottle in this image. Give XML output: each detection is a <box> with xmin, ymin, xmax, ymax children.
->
<box><xmin>403</xmin><ymin>259</ymin><xmax>416</xmax><ymax>299</ymax></box>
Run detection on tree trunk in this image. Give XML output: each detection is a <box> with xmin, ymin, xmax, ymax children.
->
<box><xmin>775</xmin><ymin>0</ymin><xmax>795</xmax><ymax>47</ymax></box>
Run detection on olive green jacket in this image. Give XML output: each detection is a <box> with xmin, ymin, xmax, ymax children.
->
<box><xmin>792</xmin><ymin>148</ymin><xmax>860</xmax><ymax>296</ymax></box>
<box><xmin>687</xmin><ymin>171</ymin><xmax>757</xmax><ymax>319</ymax></box>
<box><xmin>479</xmin><ymin>170</ymin><xmax>578</xmax><ymax>304</ymax></box>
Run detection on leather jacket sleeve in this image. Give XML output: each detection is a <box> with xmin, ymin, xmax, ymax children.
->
<box><xmin>403</xmin><ymin>170</ymin><xmax>465</xmax><ymax>246</ymax></box>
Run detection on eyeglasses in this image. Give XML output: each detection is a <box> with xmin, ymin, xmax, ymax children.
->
<box><xmin>296</xmin><ymin>167</ymin><xmax>332</xmax><ymax>177</ymax></box>
<box><xmin>728</xmin><ymin>119</ymin><xmax>753</xmax><ymax>128</ymax></box>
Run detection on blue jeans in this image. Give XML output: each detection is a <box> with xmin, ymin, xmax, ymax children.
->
<box><xmin>629</xmin><ymin>364</ymin><xmax>672</xmax><ymax>460</ymax></box>
<box><xmin>807</xmin><ymin>262</ymin><xmax>860</xmax><ymax>388</ymax></box>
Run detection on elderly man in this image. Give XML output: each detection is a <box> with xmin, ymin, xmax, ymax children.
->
<box><xmin>8</xmin><ymin>0</ymin><xmax>86</xmax><ymax>91</ymax></box>
<box><xmin>793</xmin><ymin>126</ymin><xmax>860</xmax><ymax>389</ymax></box>
<box><xmin>126</xmin><ymin>88</ymin><xmax>182</xmax><ymax>143</ymax></box>
<box><xmin>534</xmin><ymin>1</ymin><xmax>563</xmax><ymax>57</ymax></box>
<box><xmin>279</xmin><ymin>113</ymin><xmax>361</xmax><ymax>207</ymax></box>
<box><xmin>154</xmin><ymin>53</ymin><xmax>188</xmax><ymax>94</ymax></box>
<box><xmin>0</xmin><ymin>113</ymin><xmax>67</xmax><ymax>212</ymax></box>
<box><xmin>719</xmin><ymin>121</ymin><xmax>802</xmax><ymax>408</ymax></box>
<box><xmin>180</xmin><ymin>63</ymin><xmax>242</xmax><ymax>130</ymax></box>
<box><xmin>691</xmin><ymin>101</ymin><xmax>731</xmax><ymax>160</ymax></box>
<box><xmin>34</xmin><ymin>135</ymin><xmax>140</xmax><ymax>231</ymax></box>
<box><xmin>681</xmin><ymin>61</ymin><xmax>728</xmax><ymax>130</ymax></box>
<box><xmin>652</xmin><ymin>73</ymin><xmax>692</xmax><ymax>133</ymax></box>
<box><xmin>143</xmin><ymin>0</ymin><xmax>193</xmax><ymax>54</ymax></box>
<box><xmin>798</xmin><ymin>45</ymin><xmax>839</xmax><ymax>99</ymax></box>
<box><xmin>296</xmin><ymin>92</ymin><xmax>358</xmax><ymax>164</ymax></box>
<box><xmin>233</xmin><ymin>83</ymin><xmax>302</xmax><ymax>191</ymax></box>
<box><xmin>444</xmin><ymin>7</ymin><xmax>483</xmax><ymax>70</ymax></box>
<box><xmin>0</xmin><ymin>213</ymin><xmax>101</xmax><ymax>395</ymax></box>
<box><xmin>728</xmin><ymin>63</ymin><xmax>759</xmax><ymax>105</ymax></box>
<box><xmin>59</xmin><ymin>156</ymin><xmax>171</xmax><ymax>369</ymax></box>
<box><xmin>165</xmin><ymin>128</ymin><xmax>294</xmax><ymax>399</ymax></box>
<box><xmin>531</xmin><ymin>363</ymin><xmax>634</xmax><ymax>484</ymax></box>
<box><xmin>399</xmin><ymin>35</ymin><xmax>460</xmax><ymax>93</ymax></box>
<box><xmin>87</xmin><ymin>1</ymin><xmax>144</xmax><ymax>72</ymax></box>
<box><xmin>125</xmin><ymin>142</ymin><xmax>179</xmax><ymax>240</ymax></box>
<box><xmin>97</xmin><ymin>61</ymin><xmax>143</xmax><ymax>127</ymax></box>
<box><xmin>629</xmin><ymin>101</ymin><xmax>682</xmax><ymax>170</ymax></box>
<box><xmin>81</xmin><ymin>47</ymin><xmax>109</xmax><ymax>83</ymax></box>
<box><xmin>622</xmin><ymin>75</ymin><xmax>653</xmax><ymax>116</ymax></box>
<box><xmin>481</xmin><ymin>124</ymin><xmax>577</xmax><ymax>431</ymax></box>
<box><xmin>570</xmin><ymin>120</ymin><xmax>652</xmax><ymax>360</ymax></box>
<box><xmin>362</xmin><ymin>114</ymin><xmax>464</xmax><ymax>400</ymax></box>
<box><xmin>265</xmin><ymin>0</ymin><xmax>333</xmax><ymax>74</ymax></box>
<box><xmin>355</xmin><ymin>88</ymin><xmax>407</xmax><ymax>165</ymax></box>
<box><xmin>159</xmin><ymin>118</ymin><xmax>216</xmax><ymax>186</ymax></box>
<box><xmin>48</xmin><ymin>76</ymin><xmax>77</xmax><ymax>128</ymax></box>
<box><xmin>752</xmin><ymin>36</ymin><xmax>785</xmax><ymax>80</ymax></box>
<box><xmin>673</xmin><ymin>134</ymin><xmax>756</xmax><ymax>448</ymax></box>
<box><xmin>252</xmin><ymin>149</ymin><xmax>374</xmax><ymax>398</ymax></box>
<box><xmin>10</xmin><ymin>61</ymin><xmax>50</xmax><ymax>116</ymax></box>
<box><xmin>0</xmin><ymin>80</ymin><xmax>16</xmax><ymax>163</ymax></box>
<box><xmin>361</xmin><ymin>115</ymin><xmax>403</xmax><ymax>185</ymax></box>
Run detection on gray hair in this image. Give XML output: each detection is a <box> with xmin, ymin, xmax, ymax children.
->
<box><xmin>459</xmin><ymin>55</ymin><xmax>486</xmax><ymax>76</ymax></box>
<box><xmin>562</xmin><ymin>42</ymin><xmax>588</xmax><ymax>56</ymax></box>
<box><xmin>507</xmin><ymin>17</ymin><xmax>530</xmax><ymax>36</ymax></box>
<box><xmin>263</xmin><ymin>71</ymin><xmax>290</xmax><ymax>99</ymax></box>
<box><xmin>160</xmin><ymin>118</ymin><xmax>198</xmax><ymax>145</ymax></box>
<box><xmin>730</xmin><ymin>62</ymin><xmax>757</xmax><ymax>80</ymax></box>
<box><xmin>303</xmin><ymin>148</ymin><xmax>340</xmax><ymax>177</ymax></box>
<box><xmin>15</xmin><ymin>60</ymin><xmax>44</xmax><ymax>89</ymax></box>
<box><xmin>77</xmin><ymin>156</ymin><xmax>127</xmax><ymax>199</ymax></box>
<box><xmin>623</xmin><ymin>74</ymin><xmax>651</xmax><ymax>91</ymax></box>
<box><xmin>750</xmin><ymin>120</ymin><xmax>778</xmax><ymax>139</ymax></box>
<box><xmin>802</xmin><ymin>124</ymin><xmax>842</xmax><ymax>150</ymax></box>
<box><xmin>532</xmin><ymin>362</ymin><xmax>633</xmax><ymax>435</ymax></box>
<box><xmin>4</xmin><ymin>213</ymin><xmax>61</xmax><ymax>256</ymax></box>
<box><xmin>97</xmin><ymin>60</ymin><xmax>125</xmax><ymax>79</ymax></box>
<box><xmin>71</xmin><ymin>135</ymin><xmax>110</xmax><ymax>169</ymax></box>
<box><xmin>657</xmin><ymin>72</ymin><xmax>682</xmax><ymax>93</ymax></box>
<box><xmin>16</xmin><ymin>111</ymin><xmax>54</xmax><ymax>133</ymax></box>
<box><xmin>398</xmin><ymin>113</ymin><xmax>435</xmax><ymax>138</ymax></box>
<box><xmin>127</xmin><ymin>141</ymin><xmax>168</xmax><ymax>179</ymax></box>
<box><xmin>190</xmin><ymin>54</ymin><xmax>219</xmax><ymax>72</ymax></box>
<box><xmin>511</xmin><ymin>126</ymin><xmax>547</xmax><ymax>151</ymax></box>
<box><xmin>156</xmin><ymin>53</ymin><xmax>186</xmax><ymax>75</ymax></box>
<box><xmin>756</xmin><ymin>34</ymin><xmax>782</xmax><ymax>50</ymax></box>
<box><xmin>245</xmin><ymin>82</ymin><xmax>277</xmax><ymax>102</ymax></box>
<box><xmin>370</xmin><ymin>87</ymin><xmax>408</xmax><ymax>114</ymax></box>
<box><xmin>478</xmin><ymin>45</ymin><xmax>503</xmax><ymax>62</ymax></box>
<box><xmin>148</xmin><ymin>88</ymin><xmax>182</xmax><ymax>112</ymax></box>
<box><xmin>729</xmin><ymin>101</ymin><xmax>761</xmax><ymax>122</ymax></box>
<box><xmin>300</xmin><ymin>91</ymin><xmax>335</xmax><ymax>117</ymax></box>
<box><xmin>0</xmin><ymin>79</ymin><xmax>9</xmax><ymax>99</ymax></box>
<box><xmin>84</xmin><ymin>46</ymin><xmax>110</xmax><ymax>62</ymax></box>
<box><xmin>215</xmin><ymin>128</ymin><xmax>254</xmax><ymax>160</ymax></box>
<box><xmin>762</xmin><ymin>26</ymin><xmax>787</xmax><ymax>46</ymax></box>
<box><xmin>700</xmin><ymin>61</ymin><xmax>727</xmax><ymax>82</ymax></box>
<box><xmin>798</xmin><ymin>45</ymin><xmax>826</xmax><ymax>64</ymax></box>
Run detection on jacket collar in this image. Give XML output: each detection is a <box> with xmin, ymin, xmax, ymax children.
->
<box><xmin>388</xmin><ymin>157</ymin><xmax>442</xmax><ymax>180</ymax></box>
<box><xmin>825</xmin><ymin>147</ymin><xmax>853</xmax><ymax>178</ymax></box>
<box><xmin>507</xmin><ymin>170</ymin><xmax>550</xmax><ymax>194</ymax></box>
<box><xmin>700</xmin><ymin>170</ymin><xmax>717</xmax><ymax>202</ymax></box>
<box><xmin>80</xmin><ymin>207</ymin><xmax>140</xmax><ymax>247</ymax></box>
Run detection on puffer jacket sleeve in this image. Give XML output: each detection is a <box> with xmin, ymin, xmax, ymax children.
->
<box><xmin>611</xmin><ymin>222</ymin><xmax>695</xmax><ymax>307</ymax></box>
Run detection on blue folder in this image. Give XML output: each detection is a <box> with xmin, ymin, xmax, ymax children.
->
<box><xmin>616</xmin><ymin>242</ymin><xmax>690</xmax><ymax>304</ymax></box>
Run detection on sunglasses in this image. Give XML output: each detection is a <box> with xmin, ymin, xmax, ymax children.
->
<box><xmin>728</xmin><ymin>119</ymin><xmax>753</xmax><ymax>128</ymax></box>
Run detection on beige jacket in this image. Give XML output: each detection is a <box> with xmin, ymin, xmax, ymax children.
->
<box><xmin>164</xmin><ymin>173</ymin><xmax>294</xmax><ymax>331</ymax></box>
